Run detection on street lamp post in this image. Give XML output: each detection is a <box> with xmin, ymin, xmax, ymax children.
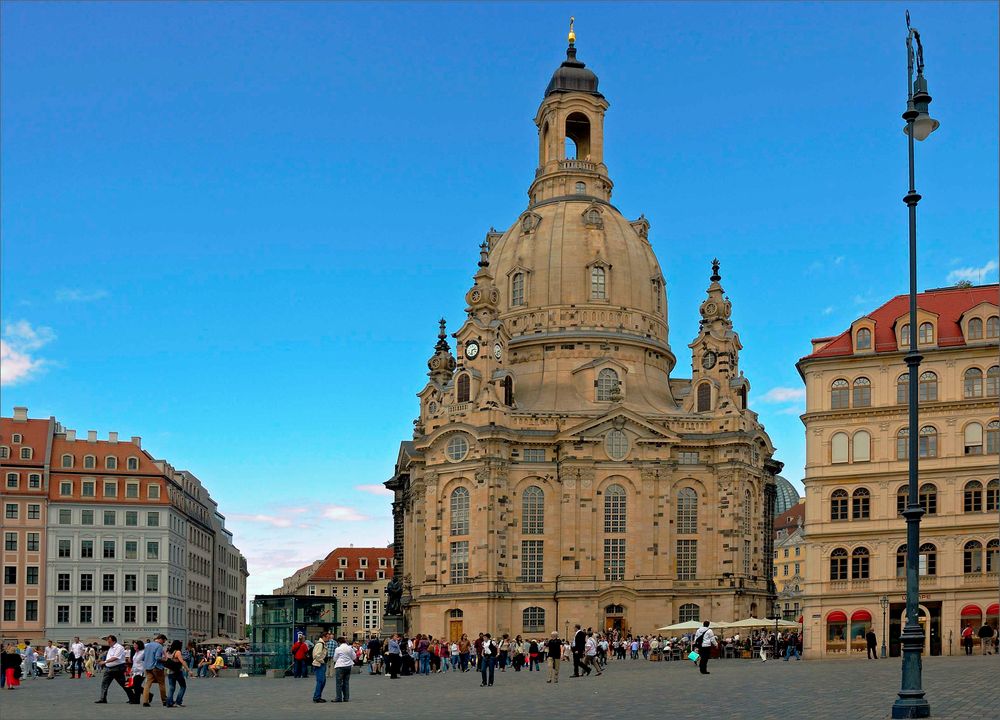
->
<box><xmin>880</xmin><ymin>595</ymin><xmax>890</xmax><ymax>659</ymax></box>
<box><xmin>892</xmin><ymin>11</ymin><xmax>938</xmax><ymax>720</ymax></box>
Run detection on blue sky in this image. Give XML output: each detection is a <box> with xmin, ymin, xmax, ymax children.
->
<box><xmin>2</xmin><ymin>2</ymin><xmax>997</xmax><ymax>600</ymax></box>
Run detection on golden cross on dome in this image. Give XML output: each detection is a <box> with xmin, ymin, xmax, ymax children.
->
<box><xmin>568</xmin><ymin>17</ymin><xmax>576</xmax><ymax>45</ymax></box>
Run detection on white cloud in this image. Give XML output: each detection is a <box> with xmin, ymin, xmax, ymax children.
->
<box><xmin>759</xmin><ymin>387</ymin><xmax>806</xmax><ymax>403</ymax></box>
<box><xmin>229</xmin><ymin>513</ymin><xmax>296</xmax><ymax>528</ymax></box>
<box><xmin>834</xmin><ymin>256</ymin><xmax>845</xmax><ymax>265</ymax></box>
<box><xmin>822</xmin><ymin>306</ymin><xmax>835</xmax><ymax>316</ymax></box>
<box><xmin>0</xmin><ymin>320</ymin><xmax>56</xmax><ymax>386</ymax></box>
<box><xmin>356</xmin><ymin>483</ymin><xmax>393</xmax><ymax>497</ymax></box>
<box><xmin>319</xmin><ymin>504</ymin><xmax>369</xmax><ymax>522</ymax></box>
<box><xmin>946</xmin><ymin>260</ymin><xmax>997</xmax><ymax>284</ymax></box>
<box><xmin>55</xmin><ymin>288</ymin><xmax>109</xmax><ymax>303</ymax></box>
<box><xmin>776</xmin><ymin>406</ymin><xmax>803</xmax><ymax>416</ymax></box>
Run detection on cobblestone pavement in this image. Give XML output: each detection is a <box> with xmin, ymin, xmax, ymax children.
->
<box><xmin>2</xmin><ymin>656</ymin><xmax>998</xmax><ymax>720</ymax></box>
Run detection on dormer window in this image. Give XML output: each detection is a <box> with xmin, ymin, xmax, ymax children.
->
<box><xmin>696</xmin><ymin>383</ymin><xmax>712</xmax><ymax>412</ymax></box>
<box><xmin>359</xmin><ymin>557</ymin><xmax>368</xmax><ymax>567</ymax></box>
<box><xmin>596</xmin><ymin>368</ymin><xmax>619</xmax><ymax>402</ymax></box>
<box><xmin>900</xmin><ymin>323</ymin><xmax>910</xmax><ymax>346</ymax></box>
<box><xmin>61</xmin><ymin>454</ymin><xmax>73</xmax><ymax>468</ymax></box>
<box><xmin>855</xmin><ymin>328</ymin><xmax>872</xmax><ymax>350</ymax></box>
<box><xmin>12</xmin><ymin>434</ymin><xmax>22</xmax><ymax>444</ymax></box>
<box><xmin>339</xmin><ymin>557</ymin><xmax>348</xmax><ymax>567</ymax></box>
<box><xmin>918</xmin><ymin>322</ymin><xmax>934</xmax><ymax>345</ymax></box>
<box><xmin>127</xmin><ymin>457</ymin><xmax>139</xmax><ymax>471</ymax></box>
<box><xmin>336</xmin><ymin>570</ymin><xmax>344</xmax><ymax>580</ymax></box>
<box><xmin>105</xmin><ymin>456</ymin><xmax>118</xmax><ymax>470</ymax></box>
<box><xmin>511</xmin><ymin>273</ymin><xmax>525</xmax><ymax>306</ymax></box>
<box><xmin>379</xmin><ymin>558</ymin><xmax>387</xmax><ymax>568</ymax></box>
<box><xmin>968</xmin><ymin>317</ymin><xmax>984</xmax><ymax>340</ymax></box>
<box><xmin>590</xmin><ymin>266</ymin><xmax>606</xmax><ymax>300</ymax></box>
<box><xmin>84</xmin><ymin>455</ymin><xmax>96</xmax><ymax>469</ymax></box>
<box><xmin>357</xmin><ymin>570</ymin><xmax>365</xmax><ymax>580</ymax></box>
<box><xmin>987</xmin><ymin>316</ymin><xmax>1000</xmax><ymax>339</ymax></box>
<box><xmin>20</xmin><ymin>447</ymin><xmax>32</xmax><ymax>460</ymax></box>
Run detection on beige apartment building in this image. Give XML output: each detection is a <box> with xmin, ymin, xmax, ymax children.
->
<box><xmin>799</xmin><ymin>284</ymin><xmax>999</xmax><ymax>658</ymax></box>
<box><xmin>385</xmin><ymin>32</ymin><xmax>783</xmax><ymax>642</ymax></box>
<box><xmin>773</xmin><ymin>502</ymin><xmax>806</xmax><ymax>621</ymax></box>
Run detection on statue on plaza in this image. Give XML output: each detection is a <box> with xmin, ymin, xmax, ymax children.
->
<box><xmin>385</xmin><ymin>575</ymin><xmax>403</xmax><ymax>616</ymax></box>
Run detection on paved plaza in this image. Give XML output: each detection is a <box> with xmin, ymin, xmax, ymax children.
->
<box><xmin>2</xmin><ymin>656</ymin><xmax>998</xmax><ymax>720</ymax></box>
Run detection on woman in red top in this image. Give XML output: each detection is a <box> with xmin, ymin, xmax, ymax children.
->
<box><xmin>290</xmin><ymin>634</ymin><xmax>311</xmax><ymax>678</ymax></box>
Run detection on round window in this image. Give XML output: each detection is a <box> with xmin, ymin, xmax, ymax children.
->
<box><xmin>605</xmin><ymin>430</ymin><xmax>629</xmax><ymax>461</ymax></box>
<box><xmin>446</xmin><ymin>434</ymin><xmax>471</xmax><ymax>463</ymax></box>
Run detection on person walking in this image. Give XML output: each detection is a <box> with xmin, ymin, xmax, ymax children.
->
<box><xmin>479</xmin><ymin>634</ymin><xmax>496</xmax><ymax>687</ymax></box>
<box><xmin>977</xmin><ymin>623</ymin><xmax>994</xmax><ymax>655</ymax></box>
<box><xmin>140</xmin><ymin>634</ymin><xmax>169</xmax><ymax>707</ymax></box>
<box><xmin>546</xmin><ymin>632</ymin><xmax>561</xmax><ymax>684</ymax></box>
<box><xmin>129</xmin><ymin>640</ymin><xmax>145</xmax><ymax>702</ymax></box>
<box><xmin>784</xmin><ymin>631</ymin><xmax>801</xmax><ymax>661</ymax></box>
<box><xmin>367</xmin><ymin>635</ymin><xmax>383</xmax><ymax>675</ymax></box>
<box><xmin>865</xmin><ymin>629</ymin><xmax>878</xmax><ymax>660</ymax></box>
<box><xmin>44</xmin><ymin>641</ymin><xmax>60</xmax><ymax>679</ymax></box>
<box><xmin>572</xmin><ymin>625</ymin><xmax>585</xmax><ymax>677</ymax></box>
<box><xmin>385</xmin><ymin>634</ymin><xmax>401</xmax><ymax>679</ymax></box>
<box><xmin>291</xmin><ymin>633</ymin><xmax>310</xmax><ymax>679</ymax></box>
<box><xmin>583</xmin><ymin>631</ymin><xmax>602</xmax><ymax>676</ymax></box>
<box><xmin>962</xmin><ymin>624</ymin><xmax>975</xmax><ymax>656</ymax></box>
<box><xmin>311</xmin><ymin>631</ymin><xmax>332</xmax><ymax>702</ymax></box>
<box><xmin>693</xmin><ymin>621</ymin><xmax>718</xmax><ymax>675</ymax></box>
<box><xmin>2</xmin><ymin>644</ymin><xmax>22</xmax><ymax>688</ymax></box>
<box><xmin>69</xmin><ymin>637</ymin><xmax>84</xmax><ymax>679</ymax></box>
<box><xmin>94</xmin><ymin>635</ymin><xmax>136</xmax><ymax>704</ymax></box>
<box><xmin>498</xmin><ymin>634</ymin><xmax>510</xmax><ymax>671</ymax></box>
<box><xmin>332</xmin><ymin>636</ymin><xmax>356</xmax><ymax>703</ymax></box>
<box><xmin>458</xmin><ymin>634</ymin><xmax>471</xmax><ymax>672</ymax></box>
<box><xmin>416</xmin><ymin>634</ymin><xmax>431</xmax><ymax>675</ymax></box>
<box><xmin>164</xmin><ymin>640</ymin><xmax>190</xmax><ymax>707</ymax></box>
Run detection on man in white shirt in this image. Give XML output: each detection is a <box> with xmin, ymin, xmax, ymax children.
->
<box><xmin>44</xmin><ymin>641</ymin><xmax>60</xmax><ymax>679</ymax></box>
<box><xmin>332</xmin><ymin>636</ymin><xmax>357</xmax><ymax>703</ymax></box>
<box><xmin>584</xmin><ymin>631</ymin><xmax>602</xmax><ymax>676</ymax></box>
<box><xmin>95</xmin><ymin>635</ymin><xmax>137</xmax><ymax>704</ymax></box>
<box><xmin>70</xmin><ymin>637</ymin><xmax>85</xmax><ymax>679</ymax></box>
<box><xmin>693</xmin><ymin>621</ymin><xmax>718</xmax><ymax>675</ymax></box>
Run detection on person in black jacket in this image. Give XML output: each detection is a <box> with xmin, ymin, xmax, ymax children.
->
<box><xmin>571</xmin><ymin>625</ymin><xmax>586</xmax><ymax>677</ymax></box>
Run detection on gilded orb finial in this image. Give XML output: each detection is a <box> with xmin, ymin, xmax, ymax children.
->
<box><xmin>568</xmin><ymin>16</ymin><xmax>576</xmax><ymax>45</ymax></box>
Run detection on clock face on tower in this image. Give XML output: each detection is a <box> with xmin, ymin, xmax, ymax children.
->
<box><xmin>465</xmin><ymin>341</ymin><xmax>480</xmax><ymax>360</ymax></box>
<box><xmin>702</xmin><ymin>351</ymin><xmax>717</xmax><ymax>370</ymax></box>
<box><xmin>493</xmin><ymin>343</ymin><xmax>502</xmax><ymax>361</ymax></box>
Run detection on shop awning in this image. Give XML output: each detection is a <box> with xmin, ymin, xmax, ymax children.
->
<box><xmin>987</xmin><ymin>603</ymin><xmax>999</xmax><ymax>616</ymax></box>
<box><xmin>960</xmin><ymin>604</ymin><xmax>982</xmax><ymax>618</ymax></box>
<box><xmin>827</xmin><ymin>611</ymin><xmax>847</xmax><ymax>623</ymax></box>
<box><xmin>851</xmin><ymin>610</ymin><xmax>872</xmax><ymax>622</ymax></box>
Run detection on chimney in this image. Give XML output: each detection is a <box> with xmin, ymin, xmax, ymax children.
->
<box><xmin>66</xmin><ymin>429</ymin><xmax>77</xmax><ymax>442</ymax></box>
<box><xmin>131</xmin><ymin>436</ymin><xmax>142</xmax><ymax>449</ymax></box>
<box><xmin>108</xmin><ymin>432</ymin><xmax>118</xmax><ymax>443</ymax></box>
<box><xmin>87</xmin><ymin>430</ymin><xmax>98</xmax><ymax>442</ymax></box>
<box><xmin>12</xmin><ymin>406</ymin><xmax>28</xmax><ymax>421</ymax></box>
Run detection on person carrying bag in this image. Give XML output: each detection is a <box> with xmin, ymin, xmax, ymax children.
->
<box><xmin>692</xmin><ymin>621</ymin><xmax>718</xmax><ymax>675</ymax></box>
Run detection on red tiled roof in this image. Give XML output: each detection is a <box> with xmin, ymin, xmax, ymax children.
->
<box><xmin>310</xmin><ymin>547</ymin><xmax>393</xmax><ymax>582</ymax></box>
<box><xmin>775</xmin><ymin>503</ymin><xmax>804</xmax><ymax>534</ymax></box>
<box><xmin>0</xmin><ymin>417</ymin><xmax>51</xmax><ymax>467</ymax></box>
<box><xmin>802</xmin><ymin>284</ymin><xmax>999</xmax><ymax>361</ymax></box>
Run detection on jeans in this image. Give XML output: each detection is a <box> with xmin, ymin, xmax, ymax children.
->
<box><xmin>418</xmin><ymin>651</ymin><xmax>430</xmax><ymax>675</ymax></box>
<box><xmin>312</xmin><ymin>665</ymin><xmax>326</xmax><ymax>700</ymax></box>
<box><xmin>71</xmin><ymin>656</ymin><xmax>84</xmax><ymax>678</ymax></box>
<box><xmin>197</xmin><ymin>663</ymin><xmax>209</xmax><ymax>678</ymax></box>
<box><xmin>334</xmin><ymin>666</ymin><xmax>351</xmax><ymax>701</ymax></box>
<box><xmin>167</xmin><ymin>672</ymin><xmax>186</xmax><ymax>706</ymax></box>
<box><xmin>480</xmin><ymin>655</ymin><xmax>495</xmax><ymax>686</ymax></box>
<box><xmin>529</xmin><ymin>655</ymin><xmax>540</xmax><ymax>671</ymax></box>
<box><xmin>440</xmin><ymin>656</ymin><xmax>450</xmax><ymax>672</ymax></box>
<box><xmin>292</xmin><ymin>658</ymin><xmax>307</xmax><ymax>678</ymax></box>
<box><xmin>459</xmin><ymin>652</ymin><xmax>470</xmax><ymax>671</ymax></box>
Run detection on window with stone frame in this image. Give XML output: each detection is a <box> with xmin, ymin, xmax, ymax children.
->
<box><xmin>830</xmin><ymin>489</ymin><xmax>848</xmax><ymax>521</ymax></box>
<box><xmin>830</xmin><ymin>379</ymin><xmax>849</xmax><ymax>409</ymax></box>
<box><xmin>676</xmin><ymin>488</ymin><xmax>698</xmax><ymax>534</ymax></box>
<box><xmin>521</xmin><ymin>540</ymin><xmax>543</xmax><ymax>582</ymax></box>
<box><xmin>449</xmin><ymin>541</ymin><xmax>469</xmax><ymax>584</ymax></box>
<box><xmin>450</xmin><ymin>487</ymin><xmax>470</xmax><ymax>535</ymax></box>
<box><xmin>523</xmin><ymin>606</ymin><xmax>545</xmax><ymax>632</ymax></box>
<box><xmin>522</xmin><ymin>486</ymin><xmax>544</xmax><ymax>534</ymax></box>
<box><xmin>964</xmin><ymin>368</ymin><xmax>984</xmax><ymax>398</ymax></box>
<box><xmin>851</xmin><ymin>488</ymin><xmax>870</xmax><ymax>519</ymax></box>
<box><xmin>603</xmin><ymin>484</ymin><xmax>626</xmax><ymax>533</ymax></box>
<box><xmin>918</xmin><ymin>371</ymin><xmax>937</xmax><ymax>402</ymax></box>
<box><xmin>678</xmin><ymin>603</ymin><xmax>700</xmax><ymax>622</ymax></box>
<box><xmin>511</xmin><ymin>272</ymin><xmax>525</xmax><ymax>306</ymax></box>
<box><xmin>852</xmin><ymin>377</ymin><xmax>871</xmax><ymax>407</ymax></box>
<box><xmin>596</xmin><ymin>368</ymin><xmax>619</xmax><ymax>401</ymax></box>
<box><xmin>590</xmin><ymin>266</ymin><xmax>606</xmax><ymax>300</ymax></box>
<box><xmin>676</xmin><ymin>539</ymin><xmax>697</xmax><ymax>580</ymax></box>
<box><xmin>829</xmin><ymin>548</ymin><xmax>848</xmax><ymax>580</ymax></box>
<box><xmin>603</xmin><ymin>538</ymin><xmax>625</xmax><ymax>581</ymax></box>
<box><xmin>851</xmin><ymin>547</ymin><xmax>870</xmax><ymax>579</ymax></box>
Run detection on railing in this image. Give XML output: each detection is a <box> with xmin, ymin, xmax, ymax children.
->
<box><xmin>963</xmin><ymin>572</ymin><xmax>999</xmax><ymax>586</ymax></box>
<box><xmin>446</xmin><ymin>402</ymin><xmax>471</xmax><ymax>413</ymax></box>
<box><xmin>534</xmin><ymin>159</ymin><xmax>599</xmax><ymax>177</ymax></box>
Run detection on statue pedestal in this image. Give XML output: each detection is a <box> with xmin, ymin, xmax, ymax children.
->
<box><xmin>381</xmin><ymin>614</ymin><xmax>405</xmax><ymax>638</ymax></box>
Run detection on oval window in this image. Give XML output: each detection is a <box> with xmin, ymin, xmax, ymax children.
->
<box><xmin>446</xmin><ymin>434</ymin><xmax>471</xmax><ymax>463</ymax></box>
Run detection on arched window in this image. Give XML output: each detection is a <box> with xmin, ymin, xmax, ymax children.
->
<box><xmin>896</xmin><ymin>373</ymin><xmax>909</xmax><ymax>405</ymax></box>
<box><xmin>565</xmin><ymin>112</ymin><xmax>592</xmax><ymax>159</ymax></box>
<box><xmin>964</xmin><ymin>368</ymin><xmax>984</xmax><ymax>398</ymax></box>
<box><xmin>522</xmin><ymin>606</ymin><xmax>545</xmax><ymax>632</ymax></box>
<box><xmin>896</xmin><ymin>427</ymin><xmax>909</xmax><ymax>460</ymax></box>
<box><xmin>449</xmin><ymin>608</ymin><xmax>464</xmax><ymax>619</ymax></box>
<box><xmin>61</xmin><ymin>454</ymin><xmax>73</xmax><ymax>468</ymax></box>
<box><xmin>968</xmin><ymin>317</ymin><xmax>984</xmax><ymax>340</ymax></box>
<box><xmin>502</xmin><ymin>376</ymin><xmax>514</xmax><ymax>406</ymax></box>
<box><xmin>987</xmin><ymin>316</ymin><xmax>1000</xmax><ymax>339</ymax></box>
<box><xmin>831</xmin><ymin>432</ymin><xmax>849</xmax><ymax>464</ymax></box>
<box><xmin>964</xmin><ymin>423</ymin><xmax>984</xmax><ymax>455</ymax></box>
<box><xmin>985</xmin><ymin>478</ymin><xmax>1000</xmax><ymax>512</ymax></box>
<box><xmin>900</xmin><ymin>323</ymin><xmax>910</xmax><ymax>346</ymax></box>
<box><xmin>604</xmin><ymin>484</ymin><xmax>626</xmax><ymax>533</ymax></box>
<box><xmin>964</xmin><ymin>481</ymin><xmax>984</xmax><ymax>513</ymax></box>
<box><xmin>831</xmin><ymin>379</ymin><xmax>849</xmax><ymax>409</ymax></box>
<box><xmin>84</xmin><ymin>455</ymin><xmax>96</xmax><ymax>469</ymax></box>
<box><xmin>986</xmin><ymin>367</ymin><xmax>1000</xmax><ymax>397</ymax></box>
<box><xmin>853</xmin><ymin>431</ymin><xmax>871</xmax><ymax>463</ymax></box>
<box><xmin>855</xmin><ymin>328</ymin><xmax>872</xmax><ymax>350</ymax></box>
<box><xmin>676</xmin><ymin>488</ymin><xmax>698</xmax><ymax>534</ymax></box>
<box><xmin>851</xmin><ymin>547</ymin><xmax>870</xmax><ymax>579</ymax></box>
<box><xmin>918</xmin><ymin>372</ymin><xmax>937</xmax><ymax>402</ymax></box>
<box><xmin>575</xmin><ymin>181</ymin><xmax>586</xmax><ymax>194</ymax></box>
<box><xmin>596</xmin><ymin>368</ymin><xmax>619</xmax><ymax>401</ymax></box>
<box><xmin>987</xmin><ymin>539</ymin><xmax>999</xmax><ymax>573</ymax></box>
<box><xmin>590</xmin><ymin>266</ymin><xmax>606</xmax><ymax>300</ymax></box>
<box><xmin>696</xmin><ymin>383</ymin><xmax>711</xmax><ymax>412</ymax></box>
<box><xmin>830</xmin><ymin>489</ymin><xmax>848</xmax><ymax>521</ymax></box>
<box><xmin>105</xmin><ymin>456</ymin><xmax>117</xmax><ymax>470</ymax></box>
<box><xmin>852</xmin><ymin>488</ymin><xmax>870</xmax><ymax>520</ymax></box>
<box><xmin>605</xmin><ymin>430</ymin><xmax>629</xmax><ymax>461</ymax></box>
<box><xmin>830</xmin><ymin>548</ymin><xmax>848</xmax><ymax>580</ymax></box>
<box><xmin>126</xmin><ymin>457</ymin><xmax>139</xmax><ymax>471</ymax></box>
<box><xmin>742</xmin><ymin>490</ymin><xmax>752</xmax><ymax>535</ymax></box>
<box><xmin>918</xmin><ymin>322</ymin><xmax>934</xmax><ymax>344</ymax></box>
<box><xmin>446</xmin><ymin>434</ymin><xmax>470</xmax><ymax>462</ymax></box>
<box><xmin>522</xmin><ymin>486</ymin><xmax>544</xmax><ymax>534</ymax></box>
<box><xmin>918</xmin><ymin>426</ymin><xmax>938</xmax><ymax>458</ymax></box>
<box><xmin>511</xmin><ymin>273</ymin><xmax>525</xmax><ymax>306</ymax></box>
<box><xmin>896</xmin><ymin>485</ymin><xmax>908</xmax><ymax>515</ymax></box>
<box><xmin>852</xmin><ymin>377</ymin><xmax>871</xmax><ymax>407</ymax></box>
<box><xmin>918</xmin><ymin>543</ymin><xmax>937</xmax><ymax>575</ymax></box>
<box><xmin>450</xmin><ymin>487</ymin><xmax>470</xmax><ymax>536</ymax></box>
<box><xmin>457</xmin><ymin>373</ymin><xmax>471</xmax><ymax>403</ymax></box>
<box><xmin>678</xmin><ymin>603</ymin><xmax>700</xmax><ymax>622</ymax></box>
<box><xmin>919</xmin><ymin>483</ymin><xmax>937</xmax><ymax>515</ymax></box>
<box><xmin>964</xmin><ymin>541</ymin><xmax>983</xmax><ymax>574</ymax></box>
<box><xmin>988</xmin><ymin>422</ymin><xmax>1000</xmax><ymax>455</ymax></box>
<box><xmin>896</xmin><ymin>544</ymin><xmax>907</xmax><ymax>577</ymax></box>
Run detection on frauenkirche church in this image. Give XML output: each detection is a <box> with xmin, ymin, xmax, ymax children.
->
<box><xmin>386</xmin><ymin>28</ymin><xmax>783</xmax><ymax>640</ymax></box>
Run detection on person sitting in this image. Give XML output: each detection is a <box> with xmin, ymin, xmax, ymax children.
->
<box><xmin>208</xmin><ymin>654</ymin><xmax>225</xmax><ymax>678</ymax></box>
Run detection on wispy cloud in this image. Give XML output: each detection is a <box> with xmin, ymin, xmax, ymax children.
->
<box><xmin>946</xmin><ymin>260</ymin><xmax>997</xmax><ymax>285</ymax></box>
<box><xmin>822</xmin><ymin>306</ymin><xmax>835</xmax><ymax>316</ymax></box>
<box><xmin>55</xmin><ymin>288</ymin><xmax>109</xmax><ymax>303</ymax></box>
<box><xmin>320</xmin><ymin>504</ymin><xmax>369</xmax><ymax>521</ymax></box>
<box><xmin>776</xmin><ymin>406</ymin><xmax>803</xmax><ymax>416</ymax></box>
<box><xmin>759</xmin><ymin>387</ymin><xmax>806</xmax><ymax>403</ymax></box>
<box><xmin>356</xmin><ymin>483</ymin><xmax>393</xmax><ymax>497</ymax></box>
<box><xmin>229</xmin><ymin>513</ymin><xmax>296</xmax><ymax>528</ymax></box>
<box><xmin>833</xmin><ymin>256</ymin><xmax>845</xmax><ymax>266</ymax></box>
<box><xmin>0</xmin><ymin>320</ymin><xmax>56</xmax><ymax>386</ymax></box>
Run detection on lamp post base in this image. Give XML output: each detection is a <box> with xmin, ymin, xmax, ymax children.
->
<box><xmin>891</xmin><ymin>698</ymin><xmax>931</xmax><ymax>719</ymax></box>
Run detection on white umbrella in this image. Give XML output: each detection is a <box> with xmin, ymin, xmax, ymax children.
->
<box><xmin>655</xmin><ymin>620</ymin><xmax>706</xmax><ymax>633</ymax></box>
<box><xmin>716</xmin><ymin>617</ymin><xmax>799</xmax><ymax>630</ymax></box>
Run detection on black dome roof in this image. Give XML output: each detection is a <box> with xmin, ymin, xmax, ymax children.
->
<box><xmin>544</xmin><ymin>45</ymin><xmax>602</xmax><ymax>98</ymax></box>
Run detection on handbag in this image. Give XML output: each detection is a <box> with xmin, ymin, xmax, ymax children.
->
<box><xmin>687</xmin><ymin>651</ymin><xmax>700</xmax><ymax>663</ymax></box>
